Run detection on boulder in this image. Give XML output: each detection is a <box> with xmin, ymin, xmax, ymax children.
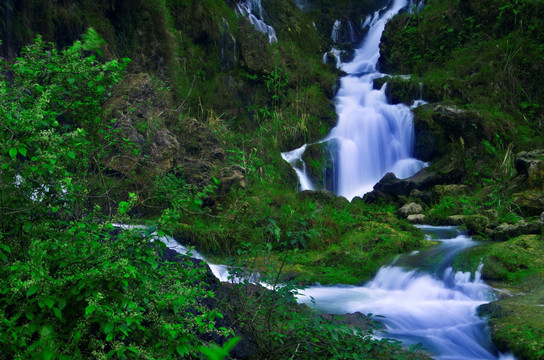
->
<box><xmin>218</xmin><ymin>165</ymin><xmax>248</xmax><ymax>192</ymax></box>
<box><xmin>372</xmin><ymin>168</ymin><xmax>441</xmax><ymax>197</ymax></box>
<box><xmin>320</xmin><ymin>312</ymin><xmax>373</xmax><ymax>332</ymax></box>
<box><xmin>447</xmin><ymin>215</ymin><xmax>489</xmax><ymax>234</ymax></box>
<box><xmin>514</xmin><ymin>150</ymin><xmax>544</xmax><ymax>190</ymax></box>
<box><xmin>491</xmin><ymin>221</ymin><xmax>542</xmax><ymax>241</ymax></box>
<box><xmin>103</xmin><ymin>73</ymin><xmax>180</xmax><ymax>179</ymax></box>
<box><xmin>511</xmin><ymin>191</ymin><xmax>544</xmax><ymax>217</ymax></box>
<box><xmin>397</xmin><ymin>202</ymin><xmax>423</xmax><ymax>218</ymax></box>
<box><xmin>300</xmin><ymin>140</ymin><xmax>337</xmax><ymax>191</ymax></box>
<box><xmin>407</xmin><ymin>214</ymin><xmax>426</xmax><ymax>224</ymax></box>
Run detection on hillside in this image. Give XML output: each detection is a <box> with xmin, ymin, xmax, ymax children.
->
<box><xmin>1</xmin><ymin>0</ymin><xmax>543</xmax><ymax>358</ymax></box>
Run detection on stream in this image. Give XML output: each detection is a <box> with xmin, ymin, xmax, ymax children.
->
<box><xmin>297</xmin><ymin>226</ymin><xmax>515</xmax><ymax>360</ymax></box>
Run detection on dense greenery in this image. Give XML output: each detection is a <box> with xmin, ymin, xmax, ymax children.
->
<box><xmin>2</xmin><ymin>0</ymin><xmax>543</xmax><ymax>358</ymax></box>
<box><xmin>0</xmin><ymin>31</ymin><xmax>231</xmax><ymax>359</ymax></box>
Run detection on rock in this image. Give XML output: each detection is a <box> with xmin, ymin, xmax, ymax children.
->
<box><xmin>410</xmin><ymin>189</ymin><xmax>434</xmax><ymax>204</ymax></box>
<box><xmin>371</xmin><ymin>168</ymin><xmax>442</xmax><ymax>197</ymax></box>
<box><xmin>431</xmin><ymin>105</ymin><xmax>493</xmax><ymax>148</ymax></box>
<box><xmin>540</xmin><ymin>212</ymin><xmax>544</xmax><ymax>224</ymax></box>
<box><xmin>447</xmin><ymin>215</ymin><xmax>489</xmax><ymax>234</ymax></box>
<box><xmin>237</xmin><ymin>18</ymin><xmax>272</xmax><ymax>72</ymax></box>
<box><xmin>178</xmin><ymin>118</ymin><xmax>224</xmax><ymax>161</ymax></box>
<box><xmin>397</xmin><ymin>202</ymin><xmax>423</xmax><ymax>218</ymax></box>
<box><xmin>176</xmin><ymin>118</ymin><xmax>226</xmax><ymax>186</ymax></box>
<box><xmin>511</xmin><ymin>191</ymin><xmax>544</xmax><ymax>217</ymax></box>
<box><xmin>407</xmin><ymin>214</ymin><xmax>426</xmax><ymax>224</ymax></box>
<box><xmin>514</xmin><ymin>150</ymin><xmax>544</xmax><ymax>190</ymax></box>
<box><xmin>432</xmin><ymin>184</ymin><xmax>468</xmax><ymax>197</ymax></box>
<box><xmin>320</xmin><ymin>312</ymin><xmax>373</xmax><ymax>332</ymax></box>
<box><xmin>103</xmin><ymin>73</ymin><xmax>180</xmax><ymax>180</ymax></box>
<box><xmin>299</xmin><ymin>190</ymin><xmax>349</xmax><ymax>208</ymax></box>
<box><xmin>492</xmin><ymin>221</ymin><xmax>542</xmax><ymax>241</ymax></box>
<box><xmin>300</xmin><ymin>141</ymin><xmax>337</xmax><ymax>191</ymax></box>
<box><xmin>218</xmin><ymin>165</ymin><xmax>248</xmax><ymax>192</ymax></box>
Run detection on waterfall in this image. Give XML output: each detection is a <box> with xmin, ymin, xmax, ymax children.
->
<box><xmin>236</xmin><ymin>0</ymin><xmax>277</xmax><ymax>43</ymax></box>
<box><xmin>298</xmin><ymin>226</ymin><xmax>517</xmax><ymax>360</ymax></box>
<box><xmin>281</xmin><ymin>144</ymin><xmax>315</xmax><ymax>191</ymax></box>
<box><xmin>282</xmin><ymin>0</ymin><xmax>426</xmax><ymax>200</ymax></box>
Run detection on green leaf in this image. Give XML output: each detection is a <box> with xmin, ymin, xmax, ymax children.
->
<box><xmin>53</xmin><ymin>307</ymin><xmax>62</xmax><ymax>319</ymax></box>
<box><xmin>58</xmin><ymin>298</ymin><xmax>67</xmax><ymax>310</ymax></box>
<box><xmin>85</xmin><ymin>304</ymin><xmax>97</xmax><ymax>315</ymax></box>
<box><xmin>0</xmin><ymin>244</ymin><xmax>11</xmax><ymax>254</ymax></box>
<box><xmin>176</xmin><ymin>345</ymin><xmax>188</xmax><ymax>356</ymax></box>
<box><xmin>27</xmin><ymin>285</ymin><xmax>39</xmax><ymax>297</ymax></box>
<box><xmin>9</xmin><ymin>147</ymin><xmax>17</xmax><ymax>158</ymax></box>
<box><xmin>43</xmin><ymin>297</ymin><xmax>55</xmax><ymax>308</ymax></box>
<box><xmin>18</xmin><ymin>146</ymin><xmax>27</xmax><ymax>157</ymax></box>
<box><xmin>67</xmin><ymin>151</ymin><xmax>76</xmax><ymax>159</ymax></box>
<box><xmin>105</xmin><ymin>322</ymin><xmax>114</xmax><ymax>334</ymax></box>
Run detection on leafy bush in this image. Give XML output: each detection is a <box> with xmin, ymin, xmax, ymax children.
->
<box><xmin>0</xmin><ymin>30</ymin><xmax>231</xmax><ymax>359</ymax></box>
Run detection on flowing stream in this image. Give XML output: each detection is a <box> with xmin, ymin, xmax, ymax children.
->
<box><xmin>282</xmin><ymin>0</ymin><xmax>426</xmax><ymax>200</ymax></box>
<box><xmin>297</xmin><ymin>226</ymin><xmax>515</xmax><ymax>360</ymax></box>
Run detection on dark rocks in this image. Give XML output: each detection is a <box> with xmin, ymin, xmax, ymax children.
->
<box><xmin>447</xmin><ymin>215</ymin><xmax>489</xmax><ymax>235</ymax></box>
<box><xmin>369</xmin><ymin>168</ymin><xmax>441</xmax><ymax>198</ymax></box>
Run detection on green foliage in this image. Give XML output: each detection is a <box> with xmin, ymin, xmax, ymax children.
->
<box><xmin>0</xmin><ymin>30</ymin><xmax>232</xmax><ymax>359</ymax></box>
<box><xmin>381</xmin><ymin>0</ymin><xmax>544</xmax><ymax>150</ymax></box>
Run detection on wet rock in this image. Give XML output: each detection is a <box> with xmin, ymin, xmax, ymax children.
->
<box><xmin>300</xmin><ymin>141</ymin><xmax>337</xmax><ymax>191</ymax></box>
<box><xmin>397</xmin><ymin>202</ymin><xmax>423</xmax><ymax>218</ymax></box>
<box><xmin>237</xmin><ymin>18</ymin><xmax>272</xmax><ymax>72</ymax></box>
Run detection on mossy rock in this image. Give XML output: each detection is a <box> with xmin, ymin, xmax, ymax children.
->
<box><xmin>478</xmin><ymin>283</ymin><xmax>544</xmax><ymax>360</ymax></box>
<box><xmin>300</xmin><ymin>141</ymin><xmax>336</xmax><ymax>190</ymax></box>
<box><xmin>511</xmin><ymin>191</ymin><xmax>544</xmax><ymax>217</ymax></box>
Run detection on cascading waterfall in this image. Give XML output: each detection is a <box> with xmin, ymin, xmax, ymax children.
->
<box><xmin>297</xmin><ymin>226</ymin><xmax>516</xmax><ymax>360</ymax></box>
<box><xmin>283</xmin><ymin>0</ymin><xmax>427</xmax><ymax>200</ymax></box>
<box><xmin>236</xmin><ymin>0</ymin><xmax>277</xmax><ymax>43</ymax></box>
<box><xmin>280</xmin><ymin>144</ymin><xmax>315</xmax><ymax>191</ymax></box>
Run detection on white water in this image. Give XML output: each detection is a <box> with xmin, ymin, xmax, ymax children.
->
<box><xmin>280</xmin><ymin>144</ymin><xmax>315</xmax><ymax>190</ymax></box>
<box><xmin>297</xmin><ymin>226</ymin><xmax>515</xmax><ymax>360</ymax></box>
<box><xmin>283</xmin><ymin>0</ymin><xmax>427</xmax><ymax>200</ymax></box>
<box><xmin>236</xmin><ymin>0</ymin><xmax>277</xmax><ymax>43</ymax></box>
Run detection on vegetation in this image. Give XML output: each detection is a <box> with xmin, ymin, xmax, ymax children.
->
<box><xmin>2</xmin><ymin>0</ymin><xmax>544</xmax><ymax>358</ymax></box>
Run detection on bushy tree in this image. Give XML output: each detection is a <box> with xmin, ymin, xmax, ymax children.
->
<box><xmin>0</xmin><ymin>30</ymin><xmax>229</xmax><ymax>359</ymax></box>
